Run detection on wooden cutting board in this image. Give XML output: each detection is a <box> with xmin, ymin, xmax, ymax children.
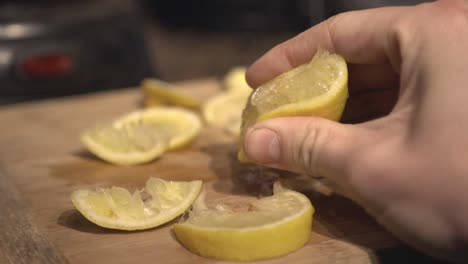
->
<box><xmin>0</xmin><ymin>79</ymin><xmax>399</xmax><ymax>264</ymax></box>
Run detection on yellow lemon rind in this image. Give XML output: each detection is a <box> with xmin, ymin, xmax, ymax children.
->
<box><xmin>80</xmin><ymin>132</ymin><xmax>167</xmax><ymax>166</ymax></box>
<box><xmin>115</xmin><ymin>107</ymin><xmax>203</xmax><ymax>150</ymax></box>
<box><xmin>257</xmin><ymin>82</ymin><xmax>348</xmax><ymax>122</ymax></box>
<box><xmin>174</xmin><ymin>191</ymin><xmax>313</xmax><ymax>261</ymax></box>
<box><xmin>142</xmin><ymin>78</ymin><xmax>202</xmax><ymax>109</ymax></box>
<box><xmin>71</xmin><ymin>180</ymin><xmax>203</xmax><ymax>231</ymax></box>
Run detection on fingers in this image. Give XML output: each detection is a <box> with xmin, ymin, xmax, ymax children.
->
<box><xmin>246</xmin><ymin>6</ymin><xmax>409</xmax><ymax>88</ymax></box>
<box><xmin>243</xmin><ymin>116</ymin><xmax>370</xmax><ymax>182</ymax></box>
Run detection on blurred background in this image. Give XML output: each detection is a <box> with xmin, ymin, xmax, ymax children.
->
<box><xmin>0</xmin><ymin>0</ymin><xmax>429</xmax><ymax>105</ymax></box>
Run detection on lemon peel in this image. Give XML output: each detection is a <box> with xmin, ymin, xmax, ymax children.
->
<box><xmin>174</xmin><ymin>183</ymin><xmax>313</xmax><ymax>261</ymax></box>
<box><xmin>71</xmin><ymin>177</ymin><xmax>203</xmax><ymax>231</ymax></box>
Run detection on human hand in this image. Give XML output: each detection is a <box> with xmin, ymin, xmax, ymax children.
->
<box><xmin>243</xmin><ymin>0</ymin><xmax>468</xmax><ymax>262</ymax></box>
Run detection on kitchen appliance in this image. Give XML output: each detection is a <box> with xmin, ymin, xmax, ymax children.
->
<box><xmin>0</xmin><ymin>0</ymin><xmax>152</xmax><ymax>104</ymax></box>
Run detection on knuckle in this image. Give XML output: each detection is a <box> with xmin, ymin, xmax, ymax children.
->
<box><xmin>392</xmin><ymin>2</ymin><xmax>468</xmax><ymax>45</ymax></box>
<box><xmin>324</xmin><ymin>12</ymin><xmax>350</xmax><ymax>52</ymax></box>
<box><xmin>282</xmin><ymin>42</ymin><xmax>299</xmax><ymax>69</ymax></box>
<box><xmin>291</xmin><ymin>120</ymin><xmax>334</xmax><ymax>176</ymax></box>
<box><xmin>271</xmin><ymin>40</ymin><xmax>297</xmax><ymax>70</ymax></box>
<box><xmin>440</xmin><ymin>0</ymin><xmax>468</xmax><ymax>23</ymax></box>
<box><xmin>442</xmin><ymin>6</ymin><xmax>468</xmax><ymax>34</ymax></box>
<box><xmin>391</xmin><ymin>13</ymin><xmax>417</xmax><ymax>49</ymax></box>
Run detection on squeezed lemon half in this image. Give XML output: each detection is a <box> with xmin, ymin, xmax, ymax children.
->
<box><xmin>81</xmin><ymin>122</ymin><xmax>169</xmax><ymax>166</ymax></box>
<box><xmin>174</xmin><ymin>183</ymin><xmax>313</xmax><ymax>261</ymax></box>
<box><xmin>81</xmin><ymin>107</ymin><xmax>202</xmax><ymax>165</ymax></box>
<box><xmin>114</xmin><ymin>107</ymin><xmax>202</xmax><ymax>150</ymax></box>
<box><xmin>142</xmin><ymin>78</ymin><xmax>202</xmax><ymax>109</ymax></box>
<box><xmin>239</xmin><ymin>50</ymin><xmax>348</xmax><ymax>161</ymax></box>
<box><xmin>71</xmin><ymin>177</ymin><xmax>203</xmax><ymax>231</ymax></box>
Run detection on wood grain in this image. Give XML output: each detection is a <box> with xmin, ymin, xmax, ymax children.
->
<box><xmin>0</xmin><ymin>78</ymin><xmax>399</xmax><ymax>263</ymax></box>
<box><xmin>0</xmin><ymin>169</ymin><xmax>67</xmax><ymax>264</ymax></box>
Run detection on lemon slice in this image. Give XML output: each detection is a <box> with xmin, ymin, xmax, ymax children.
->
<box><xmin>81</xmin><ymin>122</ymin><xmax>169</xmax><ymax>166</ymax></box>
<box><xmin>142</xmin><ymin>78</ymin><xmax>202</xmax><ymax>109</ymax></box>
<box><xmin>115</xmin><ymin>107</ymin><xmax>202</xmax><ymax>150</ymax></box>
<box><xmin>223</xmin><ymin>66</ymin><xmax>252</xmax><ymax>95</ymax></box>
<box><xmin>81</xmin><ymin>107</ymin><xmax>201</xmax><ymax>165</ymax></box>
<box><xmin>239</xmin><ymin>50</ymin><xmax>348</xmax><ymax>161</ymax></box>
<box><xmin>174</xmin><ymin>183</ymin><xmax>313</xmax><ymax>261</ymax></box>
<box><xmin>202</xmin><ymin>92</ymin><xmax>250</xmax><ymax>136</ymax></box>
<box><xmin>71</xmin><ymin>177</ymin><xmax>203</xmax><ymax>231</ymax></box>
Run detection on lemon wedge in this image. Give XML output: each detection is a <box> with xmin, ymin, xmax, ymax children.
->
<box><xmin>174</xmin><ymin>183</ymin><xmax>313</xmax><ymax>261</ymax></box>
<box><xmin>114</xmin><ymin>107</ymin><xmax>202</xmax><ymax>151</ymax></box>
<box><xmin>202</xmin><ymin>92</ymin><xmax>250</xmax><ymax>136</ymax></box>
<box><xmin>239</xmin><ymin>50</ymin><xmax>348</xmax><ymax>161</ymax></box>
<box><xmin>142</xmin><ymin>78</ymin><xmax>202</xmax><ymax>109</ymax></box>
<box><xmin>81</xmin><ymin>107</ymin><xmax>202</xmax><ymax>165</ymax></box>
<box><xmin>81</xmin><ymin>122</ymin><xmax>169</xmax><ymax>166</ymax></box>
<box><xmin>71</xmin><ymin>177</ymin><xmax>203</xmax><ymax>231</ymax></box>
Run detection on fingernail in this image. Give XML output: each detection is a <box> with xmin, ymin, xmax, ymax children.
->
<box><xmin>245</xmin><ymin>128</ymin><xmax>280</xmax><ymax>164</ymax></box>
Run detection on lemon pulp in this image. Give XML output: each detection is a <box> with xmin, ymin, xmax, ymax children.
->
<box><xmin>174</xmin><ymin>183</ymin><xmax>313</xmax><ymax>261</ymax></box>
<box><xmin>71</xmin><ymin>177</ymin><xmax>203</xmax><ymax>231</ymax></box>
<box><xmin>114</xmin><ymin>107</ymin><xmax>202</xmax><ymax>150</ymax></box>
<box><xmin>81</xmin><ymin>107</ymin><xmax>202</xmax><ymax>165</ymax></box>
<box><xmin>81</xmin><ymin>122</ymin><xmax>169</xmax><ymax>166</ymax></box>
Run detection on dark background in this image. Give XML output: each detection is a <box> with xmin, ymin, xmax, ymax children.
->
<box><xmin>0</xmin><ymin>0</ymin><xmax>429</xmax><ymax>104</ymax></box>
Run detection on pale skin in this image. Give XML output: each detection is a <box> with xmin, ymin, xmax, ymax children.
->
<box><xmin>242</xmin><ymin>0</ymin><xmax>468</xmax><ymax>262</ymax></box>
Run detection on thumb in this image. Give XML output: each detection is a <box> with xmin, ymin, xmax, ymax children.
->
<box><xmin>243</xmin><ymin>116</ymin><xmax>363</xmax><ymax>179</ymax></box>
